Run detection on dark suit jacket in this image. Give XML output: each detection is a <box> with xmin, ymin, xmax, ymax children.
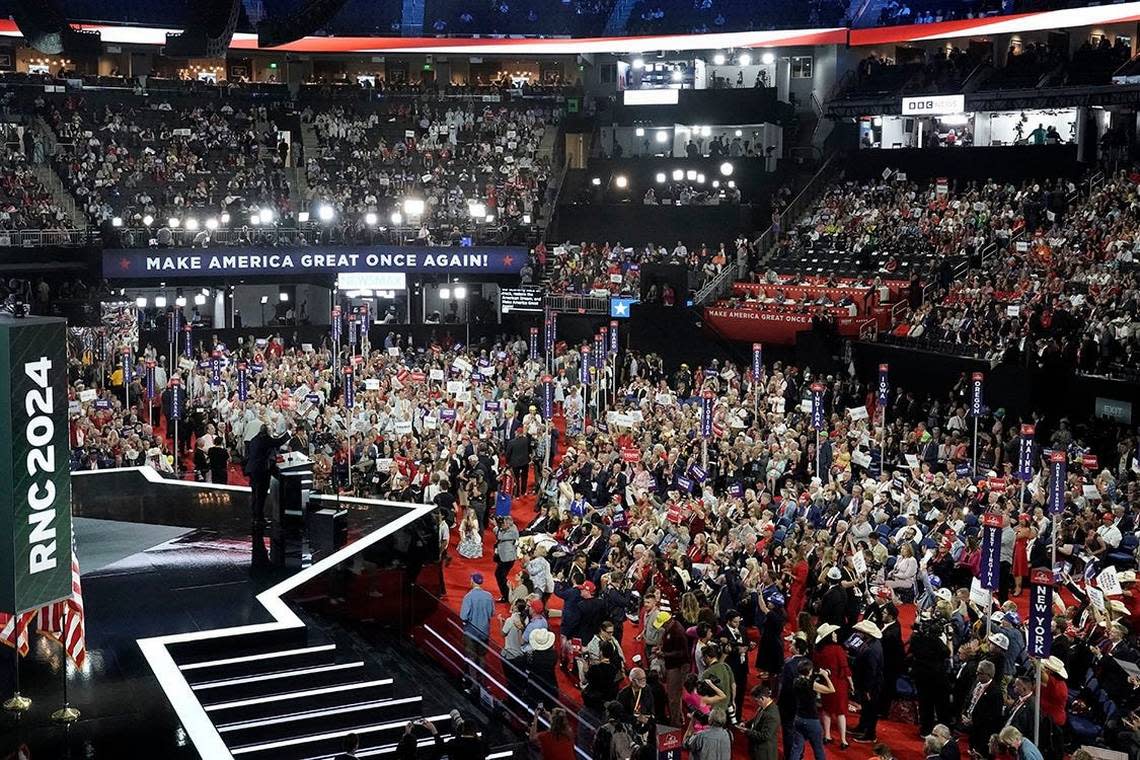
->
<box><xmin>967</xmin><ymin>683</ymin><xmax>1004</xmax><ymax>752</ymax></box>
<box><xmin>243</xmin><ymin>431</ymin><xmax>289</xmax><ymax>476</ymax></box>
<box><xmin>746</xmin><ymin>703</ymin><xmax>781</xmax><ymax>760</ymax></box>
<box><xmin>504</xmin><ymin>435</ymin><xmax>530</xmax><ymax>467</ymax></box>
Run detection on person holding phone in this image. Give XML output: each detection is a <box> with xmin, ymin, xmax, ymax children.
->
<box><xmin>790</xmin><ymin>659</ymin><xmax>835</xmax><ymax>760</ymax></box>
<box><xmin>529</xmin><ymin>706</ymin><xmax>575</xmax><ymax>760</ymax></box>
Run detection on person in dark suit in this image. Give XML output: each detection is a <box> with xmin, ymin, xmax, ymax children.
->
<box><xmin>961</xmin><ymin>660</ymin><xmax>1003</xmax><ymax>757</ymax></box>
<box><xmin>851</xmin><ymin>619</ymin><xmax>885</xmax><ymax>743</ymax></box>
<box><xmin>745</xmin><ymin>685</ymin><xmax>781</xmax><ymax>760</ymax></box>
<box><xmin>1004</xmin><ymin>676</ymin><xmax>1037</xmax><ymax>740</ymax></box>
<box><xmin>879</xmin><ymin>605</ymin><xmax>906</xmax><ymax>721</ymax></box>
<box><xmin>243</xmin><ymin>424</ymin><xmax>290</xmax><ymax>566</ymax></box>
<box><xmin>504</xmin><ymin>429</ymin><xmax>530</xmax><ymax>496</ymax></box>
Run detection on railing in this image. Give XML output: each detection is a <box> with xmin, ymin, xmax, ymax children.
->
<box><xmin>859</xmin><ymin>318</ymin><xmax>878</xmax><ymax>341</ymax></box>
<box><xmin>978</xmin><ymin>241</ymin><xmax>999</xmax><ymax>269</ymax></box>
<box><xmin>543</xmin><ymin>293</ymin><xmax>609</xmax><ymax>314</ymax></box>
<box><xmin>889</xmin><ymin>301</ymin><xmax>911</xmax><ymax>329</ymax></box>
<box><xmin>693</xmin><ymin>260</ymin><xmax>739</xmax><ymax>306</ymax></box>
<box><xmin>755</xmin><ymin>151</ymin><xmax>840</xmax><ymax>265</ymax></box>
<box><xmin>0</xmin><ymin>229</ymin><xmax>93</xmax><ymax>247</ymax></box>
<box><xmin>542</xmin><ymin>159</ymin><xmax>571</xmax><ymax>244</ymax></box>
<box><xmin>921</xmin><ymin>281</ymin><xmax>939</xmax><ymax>305</ymax></box>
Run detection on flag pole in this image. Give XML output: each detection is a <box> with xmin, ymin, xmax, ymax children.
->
<box><xmin>2</xmin><ymin>618</ymin><xmax>30</xmax><ymax>713</ymax></box>
<box><xmin>50</xmin><ymin>652</ymin><xmax>79</xmax><ymax>723</ymax></box>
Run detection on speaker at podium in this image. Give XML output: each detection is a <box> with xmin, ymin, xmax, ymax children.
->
<box><xmin>268</xmin><ymin>451</ymin><xmax>313</xmax><ymax>568</ymax></box>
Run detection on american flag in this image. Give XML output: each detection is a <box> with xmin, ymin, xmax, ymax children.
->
<box><xmin>0</xmin><ymin>611</ymin><xmax>34</xmax><ymax>657</ymax></box>
<box><xmin>36</xmin><ymin>546</ymin><xmax>87</xmax><ymax>668</ymax></box>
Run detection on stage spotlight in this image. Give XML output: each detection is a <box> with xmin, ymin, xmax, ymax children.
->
<box><xmin>205</xmin><ymin>217</ymin><xmax>218</xmax><ymax>231</ymax></box>
<box><xmin>656</xmin><ymin>131</ymin><xmax>669</xmax><ymax>143</ymax></box>
<box><xmin>135</xmin><ymin>296</ymin><xmax>147</xmax><ymax>308</ymax></box>
<box><xmin>615</xmin><ymin>175</ymin><xmax>629</xmax><ymax>189</ymax></box>
<box><xmin>713</xmin><ymin>53</ymin><xmax>725</xmax><ymax>65</ymax></box>
<box><xmin>168</xmin><ymin>217</ymin><xmax>180</xmax><ymax>228</ymax></box>
<box><xmin>655</xmin><ymin>173</ymin><xmax>666</xmax><ymax>183</ymax></box>
<box><xmin>318</xmin><ymin>204</ymin><xmax>334</xmax><ymax>222</ymax></box>
<box><xmin>672</xmin><ymin>169</ymin><xmax>684</xmax><ymax>181</ymax></box>
<box><xmin>365</xmin><ymin>212</ymin><xmax>378</xmax><ymax>225</ymax></box>
<box><xmin>761</xmin><ymin>52</ymin><xmax>775</xmax><ymax>65</ymax></box>
<box><xmin>720</xmin><ymin>162</ymin><xmax>734</xmax><ymax>176</ymax></box>
<box><xmin>143</xmin><ymin>214</ymin><xmax>154</xmax><ymax>226</ymax></box>
<box><xmin>155</xmin><ymin>295</ymin><xmax>168</xmax><ymax>308</ymax></box>
<box><xmin>635</xmin><ymin>127</ymin><xmax>645</xmax><ymax>137</ymax></box>
<box><xmin>739</xmin><ymin>53</ymin><xmax>752</xmax><ymax>66</ymax></box>
<box><xmin>111</xmin><ymin>216</ymin><xmax>122</xmax><ymax>227</ymax></box>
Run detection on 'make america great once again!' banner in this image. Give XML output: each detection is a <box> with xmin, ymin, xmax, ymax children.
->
<box><xmin>104</xmin><ymin>245</ymin><xmax>528</xmax><ymax>279</ymax></box>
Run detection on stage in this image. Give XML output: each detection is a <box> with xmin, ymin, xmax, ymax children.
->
<box><xmin>0</xmin><ymin>468</ymin><xmax>507</xmax><ymax>760</ymax></box>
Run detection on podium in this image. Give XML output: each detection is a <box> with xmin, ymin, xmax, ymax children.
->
<box><xmin>268</xmin><ymin>451</ymin><xmax>313</xmax><ymax>568</ymax></box>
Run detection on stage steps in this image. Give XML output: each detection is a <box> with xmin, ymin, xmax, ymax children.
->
<box><xmin>162</xmin><ymin>625</ymin><xmax>458</xmax><ymax>759</ymax></box>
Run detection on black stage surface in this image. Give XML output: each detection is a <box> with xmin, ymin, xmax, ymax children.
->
<box><xmin>0</xmin><ymin>468</ymin><xmax>495</xmax><ymax>760</ymax></box>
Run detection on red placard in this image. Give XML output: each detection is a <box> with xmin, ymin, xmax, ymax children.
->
<box><xmin>982</xmin><ymin>512</ymin><xmax>1004</xmax><ymax>528</ymax></box>
<box><xmin>621</xmin><ymin>447</ymin><xmax>640</xmax><ymax>463</ymax></box>
<box><xmin>1030</xmin><ymin>568</ymin><xmax>1054</xmax><ymax>586</ymax></box>
<box><xmin>1082</xmin><ymin>454</ymin><xmax>1099</xmax><ymax>470</ymax></box>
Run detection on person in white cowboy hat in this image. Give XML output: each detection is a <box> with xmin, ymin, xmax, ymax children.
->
<box><xmin>1040</xmin><ymin>656</ymin><xmax>1068</xmax><ymax>731</ymax></box>
<box><xmin>527</xmin><ymin>628</ymin><xmax>558</xmax><ymax>702</ymax></box>
<box><xmin>813</xmin><ymin>622</ymin><xmax>853</xmax><ymax>748</ymax></box>
<box><xmin>851</xmin><ymin>619</ymin><xmax>884</xmax><ymax>743</ymax></box>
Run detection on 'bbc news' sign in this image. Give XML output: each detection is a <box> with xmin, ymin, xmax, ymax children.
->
<box><xmin>901</xmin><ymin>94</ymin><xmax>966</xmax><ymax>116</ymax></box>
<box><xmin>0</xmin><ymin>318</ymin><xmax>73</xmax><ymax>614</ymax></box>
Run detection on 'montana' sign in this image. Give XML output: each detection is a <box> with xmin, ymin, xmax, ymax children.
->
<box><xmin>104</xmin><ymin>246</ymin><xmax>528</xmax><ymax>279</ymax></box>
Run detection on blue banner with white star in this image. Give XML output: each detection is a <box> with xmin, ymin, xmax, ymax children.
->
<box><xmin>104</xmin><ymin>246</ymin><xmax>528</xmax><ymax>279</ymax></box>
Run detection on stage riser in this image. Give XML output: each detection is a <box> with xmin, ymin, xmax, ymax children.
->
<box><xmin>181</xmin><ymin>645</ymin><xmax>339</xmax><ymax>684</ymax></box>
<box><xmin>193</xmin><ymin>662</ymin><xmax>368</xmax><ymax>703</ymax></box>
<box><xmin>223</xmin><ymin>697</ymin><xmax>424</xmax><ymax>748</ymax></box>
<box><xmin>205</xmin><ymin>679</ymin><xmax>396</xmax><ymax>723</ymax></box>
<box><xmin>233</xmin><ymin>715</ymin><xmax>456</xmax><ymax>760</ymax></box>
<box><xmin>167</xmin><ymin>626</ymin><xmax>310</xmax><ymax>663</ymax></box>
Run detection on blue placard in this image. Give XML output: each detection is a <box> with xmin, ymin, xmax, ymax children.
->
<box><xmin>877</xmin><ymin>364</ymin><xmax>889</xmax><ymax>406</ymax></box>
<box><xmin>580</xmin><ymin>347</ymin><xmax>590</xmax><ymax>385</ymax></box>
<box><xmin>1048</xmin><ymin>452</ymin><xmax>1066</xmax><ymax>514</ymax></box>
<box><xmin>1028</xmin><ymin>570</ymin><xmax>1053</xmax><ymax>658</ymax></box>
<box><xmin>1018</xmin><ymin>424</ymin><xmax>1035</xmax><ymax>481</ymax></box>
<box><xmin>676</xmin><ymin>476</ymin><xmax>693</xmax><ymax>493</ymax></box>
<box><xmin>810</xmin><ymin>384</ymin><xmax>825</xmax><ymax>431</ymax></box>
<box><xmin>970</xmin><ymin>372</ymin><xmax>984</xmax><ymax>417</ymax></box>
<box><xmin>237</xmin><ymin>363</ymin><xmax>249</xmax><ymax>401</ymax></box>
<box><xmin>980</xmin><ymin>514</ymin><xmax>1002</xmax><ymax>591</ymax></box>
<box><xmin>752</xmin><ymin>343</ymin><xmax>762</xmax><ymax>382</ymax></box>
<box><xmin>700</xmin><ymin>393</ymin><xmax>713</xmax><ymax>439</ymax></box>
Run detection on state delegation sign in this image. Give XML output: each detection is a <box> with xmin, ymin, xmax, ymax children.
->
<box><xmin>104</xmin><ymin>245</ymin><xmax>528</xmax><ymax>279</ymax></box>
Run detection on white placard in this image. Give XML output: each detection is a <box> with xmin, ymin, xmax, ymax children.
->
<box><xmin>848</xmin><ymin>405</ymin><xmax>869</xmax><ymax>421</ymax></box>
<box><xmin>901</xmin><ymin>94</ymin><xmax>965</xmax><ymax>116</ymax></box>
<box><xmin>851</xmin><ymin>450</ymin><xmax>871</xmax><ymax>469</ymax></box>
<box><xmin>1098</xmin><ymin>566</ymin><xmax>1122</xmax><ymax>597</ymax></box>
<box><xmin>478</xmin><ymin>365</ymin><xmax>495</xmax><ymax>377</ymax></box>
<box><xmin>456</xmin><ymin>390</ymin><xmax>471</xmax><ymax>403</ymax></box>
<box><xmin>68</xmin><ymin>400</ymin><xmax>81</xmax><ymax>415</ymax></box>
<box><xmin>1088</xmin><ymin>585</ymin><xmax>1106</xmax><ymax>612</ymax></box>
<box><xmin>365</xmin><ymin>378</ymin><xmax>381</xmax><ymax>390</ymax></box>
<box><xmin>799</xmin><ymin>399</ymin><xmax>812</xmax><ymax>413</ymax></box>
<box><xmin>905</xmin><ymin>454</ymin><xmax>920</xmax><ymax>469</ymax></box>
<box><xmin>1082</xmin><ymin>484</ymin><xmax>1101</xmax><ymax>501</ymax></box>
<box><xmin>969</xmin><ymin>577</ymin><xmax>991</xmax><ymax>609</ymax></box>
<box><xmin>423</xmin><ymin>415</ymin><xmax>437</xmax><ymax>429</ymax></box>
<box><xmin>655</xmin><ymin>392</ymin><xmax>674</xmax><ymax>406</ymax></box>
<box><xmin>850</xmin><ymin>551</ymin><xmax>867</xmax><ymax>577</ymax></box>
<box><xmin>430</xmin><ymin>368</ymin><xmax>445</xmax><ymax>381</ymax></box>
<box><xmin>446</xmin><ymin>380</ymin><xmax>465</xmax><ymax>395</ymax></box>
<box><xmin>302</xmin><ymin>343</ymin><xmax>314</xmax><ymax>352</ymax></box>
<box><xmin>79</xmin><ymin>389</ymin><xmax>97</xmax><ymax>402</ymax></box>
<box><xmin>395</xmin><ymin>420</ymin><xmax>413</xmax><ymax>435</ymax></box>
<box><xmin>452</xmin><ymin>357</ymin><xmax>472</xmax><ymax>374</ymax></box>
<box><xmin>387</xmin><ymin>347</ymin><xmax>400</xmax><ymax>357</ymax></box>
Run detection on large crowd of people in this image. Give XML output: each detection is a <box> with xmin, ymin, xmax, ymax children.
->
<box><xmin>304</xmin><ymin>98</ymin><xmax>555</xmax><ymax>237</ymax></box>
<box><xmin>885</xmin><ymin>172</ymin><xmax>1140</xmax><ymax>378</ymax></box>
<box><xmin>61</xmin><ymin>307</ymin><xmax>1140</xmax><ymax>760</ymax></box>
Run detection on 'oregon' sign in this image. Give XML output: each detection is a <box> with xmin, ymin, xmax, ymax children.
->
<box><xmin>0</xmin><ymin>317</ymin><xmax>72</xmax><ymax>614</ymax></box>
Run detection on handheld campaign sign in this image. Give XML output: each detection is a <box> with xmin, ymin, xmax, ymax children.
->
<box><xmin>810</xmin><ymin>383</ymin><xmax>825</xmax><ymax>431</ymax></box>
<box><xmin>1028</xmin><ymin>568</ymin><xmax>1054</xmax><ymax>658</ymax></box>
<box><xmin>970</xmin><ymin>372</ymin><xmax>984</xmax><ymax>417</ymax></box>
<box><xmin>1018</xmin><ymin>424</ymin><xmax>1035</xmax><ymax>481</ymax></box>
<box><xmin>1048</xmin><ymin>451</ymin><xmax>1066</xmax><ymax>514</ymax></box>
<box><xmin>980</xmin><ymin>512</ymin><xmax>1003</xmax><ymax>591</ymax></box>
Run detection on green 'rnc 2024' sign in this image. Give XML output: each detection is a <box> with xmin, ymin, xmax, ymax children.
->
<box><xmin>0</xmin><ymin>317</ymin><xmax>72</xmax><ymax>614</ymax></box>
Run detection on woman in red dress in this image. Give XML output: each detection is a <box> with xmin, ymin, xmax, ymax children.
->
<box><xmin>786</xmin><ymin>546</ymin><xmax>810</xmax><ymax>623</ymax></box>
<box><xmin>1011</xmin><ymin>513</ymin><xmax>1036</xmax><ymax>596</ymax></box>
<box><xmin>813</xmin><ymin>623</ymin><xmax>852</xmax><ymax>748</ymax></box>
